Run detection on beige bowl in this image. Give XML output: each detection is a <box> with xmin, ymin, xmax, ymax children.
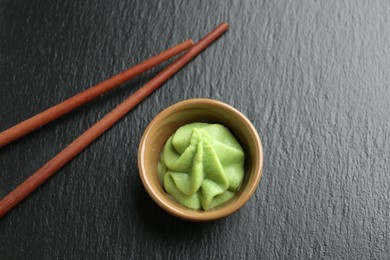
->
<box><xmin>138</xmin><ymin>98</ymin><xmax>263</xmax><ymax>221</ymax></box>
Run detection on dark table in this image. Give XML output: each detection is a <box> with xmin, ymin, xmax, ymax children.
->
<box><xmin>1</xmin><ymin>0</ymin><xmax>389</xmax><ymax>259</ymax></box>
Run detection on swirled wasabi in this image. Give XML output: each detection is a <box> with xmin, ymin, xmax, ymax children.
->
<box><xmin>157</xmin><ymin>123</ymin><xmax>245</xmax><ymax>210</ymax></box>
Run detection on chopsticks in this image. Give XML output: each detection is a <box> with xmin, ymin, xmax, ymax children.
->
<box><xmin>0</xmin><ymin>40</ymin><xmax>194</xmax><ymax>148</ymax></box>
<box><xmin>0</xmin><ymin>22</ymin><xmax>229</xmax><ymax>218</ymax></box>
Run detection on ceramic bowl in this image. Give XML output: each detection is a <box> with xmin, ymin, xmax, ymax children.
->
<box><xmin>138</xmin><ymin>98</ymin><xmax>263</xmax><ymax>221</ymax></box>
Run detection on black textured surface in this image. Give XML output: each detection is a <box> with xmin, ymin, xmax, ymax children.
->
<box><xmin>1</xmin><ymin>0</ymin><xmax>389</xmax><ymax>259</ymax></box>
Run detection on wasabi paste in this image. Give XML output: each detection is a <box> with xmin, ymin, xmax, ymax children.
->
<box><xmin>157</xmin><ymin>123</ymin><xmax>245</xmax><ymax>210</ymax></box>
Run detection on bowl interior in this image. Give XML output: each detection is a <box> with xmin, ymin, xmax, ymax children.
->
<box><xmin>138</xmin><ymin>99</ymin><xmax>263</xmax><ymax>221</ymax></box>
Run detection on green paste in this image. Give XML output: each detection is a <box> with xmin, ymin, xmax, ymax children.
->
<box><xmin>157</xmin><ymin>123</ymin><xmax>245</xmax><ymax>210</ymax></box>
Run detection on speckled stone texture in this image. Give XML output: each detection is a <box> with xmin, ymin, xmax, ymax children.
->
<box><xmin>1</xmin><ymin>0</ymin><xmax>389</xmax><ymax>259</ymax></box>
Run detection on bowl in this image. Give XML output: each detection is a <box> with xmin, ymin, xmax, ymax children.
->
<box><xmin>138</xmin><ymin>98</ymin><xmax>263</xmax><ymax>221</ymax></box>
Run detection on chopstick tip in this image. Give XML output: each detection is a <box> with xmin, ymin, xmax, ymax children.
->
<box><xmin>220</xmin><ymin>21</ymin><xmax>229</xmax><ymax>30</ymax></box>
<box><xmin>183</xmin><ymin>39</ymin><xmax>195</xmax><ymax>49</ymax></box>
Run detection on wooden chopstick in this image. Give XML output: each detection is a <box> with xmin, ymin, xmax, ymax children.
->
<box><xmin>0</xmin><ymin>22</ymin><xmax>229</xmax><ymax>218</ymax></box>
<box><xmin>0</xmin><ymin>39</ymin><xmax>194</xmax><ymax>148</ymax></box>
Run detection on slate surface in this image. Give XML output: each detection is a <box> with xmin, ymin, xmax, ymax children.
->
<box><xmin>1</xmin><ymin>0</ymin><xmax>389</xmax><ymax>259</ymax></box>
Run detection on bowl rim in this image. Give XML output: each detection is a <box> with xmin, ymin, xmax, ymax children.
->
<box><xmin>138</xmin><ymin>98</ymin><xmax>263</xmax><ymax>221</ymax></box>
